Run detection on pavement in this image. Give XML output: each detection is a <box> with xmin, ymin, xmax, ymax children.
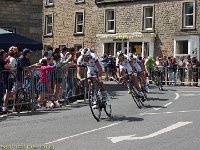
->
<box><xmin>0</xmin><ymin>81</ymin><xmax>200</xmax><ymax>150</ymax></box>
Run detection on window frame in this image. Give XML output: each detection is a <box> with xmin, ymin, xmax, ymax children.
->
<box><xmin>142</xmin><ymin>5</ymin><xmax>154</xmax><ymax>31</ymax></box>
<box><xmin>105</xmin><ymin>9</ymin><xmax>115</xmax><ymax>33</ymax></box>
<box><xmin>44</xmin><ymin>14</ymin><xmax>53</xmax><ymax>36</ymax></box>
<box><xmin>182</xmin><ymin>1</ymin><xmax>195</xmax><ymax>29</ymax></box>
<box><xmin>75</xmin><ymin>0</ymin><xmax>85</xmax><ymax>4</ymax></box>
<box><xmin>74</xmin><ymin>10</ymin><xmax>85</xmax><ymax>35</ymax></box>
<box><xmin>46</xmin><ymin>0</ymin><xmax>54</xmax><ymax>6</ymax></box>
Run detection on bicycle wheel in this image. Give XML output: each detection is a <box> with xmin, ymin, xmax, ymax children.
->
<box><xmin>25</xmin><ymin>88</ymin><xmax>36</xmax><ymax>111</ymax></box>
<box><xmin>130</xmin><ymin>92</ymin><xmax>142</xmax><ymax>109</ymax></box>
<box><xmin>15</xmin><ymin>89</ymin><xmax>25</xmax><ymax>113</ymax></box>
<box><xmin>88</xmin><ymin>89</ymin><xmax>101</xmax><ymax>122</ymax></box>
<box><xmin>104</xmin><ymin>102</ymin><xmax>112</xmax><ymax>118</ymax></box>
<box><xmin>158</xmin><ymin>83</ymin><xmax>164</xmax><ymax>91</ymax></box>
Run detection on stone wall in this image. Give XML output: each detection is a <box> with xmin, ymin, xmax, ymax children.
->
<box><xmin>43</xmin><ymin>0</ymin><xmax>200</xmax><ymax>58</ymax></box>
<box><xmin>0</xmin><ymin>0</ymin><xmax>43</xmax><ymax>42</ymax></box>
<box><xmin>95</xmin><ymin>0</ymin><xmax>200</xmax><ymax>57</ymax></box>
<box><xmin>0</xmin><ymin>0</ymin><xmax>43</xmax><ymax>63</ymax></box>
<box><xmin>43</xmin><ymin>0</ymin><xmax>97</xmax><ymax>51</ymax></box>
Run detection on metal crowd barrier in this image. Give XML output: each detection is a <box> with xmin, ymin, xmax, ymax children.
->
<box><xmin>151</xmin><ymin>66</ymin><xmax>200</xmax><ymax>86</ymax></box>
<box><xmin>0</xmin><ymin>67</ymin><xmax>88</xmax><ymax>111</ymax></box>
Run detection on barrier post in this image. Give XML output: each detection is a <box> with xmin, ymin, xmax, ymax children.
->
<box><xmin>165</xmin><ymin>67</ymin><xmax>168</xmax><ymax>85</ymax></box>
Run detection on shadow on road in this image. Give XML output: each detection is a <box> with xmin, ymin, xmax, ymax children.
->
<box><xmin>111</xmin><ymin>115</ymin><xmax>144</xmax><ymax>122</ymax></box>
<box><xmin>144</xmin><ymin>105</ymin><xmax>167</xmax><ymax>109</ymax></box>
<box><xmin>147</xmin><ymin>97</ymin><xmax>169</xmax><ymax>101</ymax></box>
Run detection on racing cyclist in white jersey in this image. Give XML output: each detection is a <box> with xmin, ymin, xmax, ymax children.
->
<box><xmin>116</xmin><ymin>51</ymin><xmax>144</xmax><ymax>97</ymax></box>
<box><xmin>77</xmin><ymin>48</ymin><xmax>111</xmax><ymax>106</ymax></box>
<box><xmin>127</xmin><ymin>53</ymin><xmax>149</xmax><ymax>92</ymax></box>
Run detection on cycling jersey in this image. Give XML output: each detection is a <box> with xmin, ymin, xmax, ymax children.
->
<box><xmin>77</xmin><ymin>53</ymin><xmax>99</xmax><ymax>77</ymax></box>
<box><xmin>127</xmin><ymin>56</ymin><xmax>142</xmax><ymax>73</ymax></box>
<box><xmin>116</xmin><ymin>55</ymin><xmax>132</xmax><ymax>74</ymax></box>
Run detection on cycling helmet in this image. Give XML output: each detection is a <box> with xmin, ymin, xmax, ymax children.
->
<box><xmin>9</xmin><ymin>46</ymin><xmax>18</xmax><ymax>55</ymax></box>
<box><xmin>81</xmin><ymin>48</ymin><xmax>91</xmax><ymax>56</ymax></box>
<box><xmin>117</xmin><ymin>51</ymin><xmax>123</xmax><ymax>57</ymax></box>
<box><xmin>128</xmin><ymin>53</ymin><xmax>133</xmax><ymax>58</ymax></box>
<box><xmin>147</xmin><ymin>55</ymin><xmax>153</xmax><ymax>60</ymax></box>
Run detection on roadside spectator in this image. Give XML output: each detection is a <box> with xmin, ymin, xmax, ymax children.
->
<box><xmin>3</xmin><ymin>46</ymin><xmax>18</xmax><ymax>112</ymax></box>
<box><xmin>37</xmin><ymin>59</ymin><xmax>60</xmax><ymax>108</ymax></box>
<box><xmin>0</xmin><ymin>49</ymin><xmax>11</xmax><ymax>114</ymax></box>
<box><xmin>155</xmin><ymin>56</ymin><xmax>162</xmax><ymax>66</ymax></box>
<box><xmin>186</xmin><ymin>55</ymin><xmax>192</xmax><ymax>86</ymax></box>
<box><xmin>53</xmin><ymin>48</ymin><xmax>60</xmax><ymax>56</ymax></box>
<box><xmin>60</xmin><ymin>47</ymin><xmax>68</xmax><ymax>62</ymax></box>
<box><xmin>166</xmin><ymin>57</ymin><xmax>173</xmax><ymax>85</ymax></box>
<box><xmin>192</xmin><ymin>57</ymin><xmax>199</xmax><ymax>87</ymax></box>
<box><xmin>13</xmin><ymin>48</ymin><xmax>40</xmax><ymax>104</ymax></box>
<box><xmin>171</xmin><ymin>58</ymin><xmax>178</xmax><ymax>86</ymax></box>
<box><xmin>52</xmin><ymin>53</ymin><xmax>72</xmax><ymax>107</ymax></box>
<box><xmin>39</xmin><ymin>51</ymin><xmax>50</xmax><ymax>63</ymax></box>
<box><xmin>178</xmin><ymin>56</ymin><xmax>186</xmax><ymax>85</ymax></box>
<box><xmin>101</xmin><ymin>53</ymin><xmax>109</xmax><ymax>80</ymax></box>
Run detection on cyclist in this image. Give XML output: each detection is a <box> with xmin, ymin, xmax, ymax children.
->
<box><xmin>116</xmin><ymin>51</ymin><xmax>144</xmax><ymax>97</ymax></box>
<box><xmin>127</xmin><ymin>53</ymin><xmax>149</xmax><ymax>92</ymax></box>
<box><xmin>76</xmin><ymin>48</ymin><xmax>111</xmax><ymax>107</ymax></box>
<box><xmin>144</xmin><ymin>55</ymin><xmax>155</xmax><ymax>82</ymax></box>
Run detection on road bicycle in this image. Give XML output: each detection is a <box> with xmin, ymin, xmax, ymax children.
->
<box><xmin>121</xmin><ymin>73</ymin><xmax>145</xmax><ymax>109</ymax></box>
<box><xmin>79</xmin><ymin>76</ymin><xmax>112</xmax><ymax>122</ymax></box>
<box><xmin>152</xmin><ymin>67</ymin><xmax>164</xmax><ymax>91</ymax></box>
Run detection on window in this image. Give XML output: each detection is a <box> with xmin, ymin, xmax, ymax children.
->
<box><xmin>44</xmin><ymin>14</ymin><xmax>53</xmax><ymax>35</ymax></box>
<box><xmin>74</xmin><ymin>44</ymin><xmax>82</xmax><ymax>51</ymax></box>
<box><xmin>46</xmin><ymin>0</ymin><xmax>53</xmax><ymax>5</ymax></box>
<box><xmin>59</xmin><ymin>45</ymin><xmax>67</xmax><ymax>50</ymax></box>
<box><xmin>2</xmin><ymin>28</ymin><xmax>16</xmax><ymax>33</ymax></box>
<box><xmin>75</xmin><ymin>11</ymin><xmax>84</xmax><ymax>34</ymax></box>
<box><xmin>176</xmin><ymin>41</ymin><xmax>188</xmax><ymax>55</ymax></box>
<box><xmin>105</xmin><ymin>9</ymin><xmax>115</xmax><ymax>33</ymax></box>
<box><xmin>183</xmin><ymin>2</ymin><xmax>194</xmax><ymax>28</ymax></box>
<box><xmin>143</xmin><ymin>6</ymin><xmax>153</xmax><ymax>30</ymax></box>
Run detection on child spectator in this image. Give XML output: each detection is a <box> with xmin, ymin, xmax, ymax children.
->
<box><xmin>37</xmin><ymin>59</ymin><xmax>59</xmax><ymax>108</ymax></box>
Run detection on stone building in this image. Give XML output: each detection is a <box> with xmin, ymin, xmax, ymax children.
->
<box><xmin>0</xmin><ymin>0</ymin><xmax>43</xmax><ymax>63</ymax></box>
<box><xmin>43</xmin><ymin>0</ymin><xmax>200</xmax><ymax>60</ymax></box>
<box><xmin>0</xmin><ymin>0</ymin><xmax>43</xmax><ymax>43</ymax></box>
<box><xmin>95</xmin><ymin>0</ymin><xmax>200</xmax><ymax>60</ymax></box>
<box><xmin>43</xmin><ymin>0</ymin><xmax>97</xmax><ymax>51</ymax></box>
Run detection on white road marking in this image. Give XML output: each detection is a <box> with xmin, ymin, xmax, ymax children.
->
<box><xmin>153</xmin><ymin>102</ymin><xmax>173</xmax><ymax>111</ymax></box>
<box><xmin>181</xmin><ymin>94</ymin><xmax>200</xmax><ymax>96</ymax></box>
<box><xmin>174</xmin><ymin>93</ymin><xmax>180</xmax><ymax>100</ymax></box>
<box><xmin>164</xmin><ymin>102</ymin><xmax>173</xmax><ymax>107</ymax></box>
<box><xmin>44</xmin><ymin>122</ymin><xmax>120</xmax><ymax>144</ymax></box>
<box><xmin>107</xmin><ymin>122</ymin><xmax>192</xmax><ymax>143</ymax></box>
<box><xmin>177</xmin><ymin>91</ymin><xmax>200</xmax><ymax>93</ymax></box>
<box><xmin>139</xmin><ymin>109</ymin><xmax>200</xmax><ymax>116</ymax></box>
<box><xmin>153</xmin><ymin>107</ymin><xmax>161</xmax><ymax>111</ymax></box>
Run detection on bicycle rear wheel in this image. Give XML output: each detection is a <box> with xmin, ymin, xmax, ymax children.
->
<box><xmin>15</xmin><ymin>89</ymin><xmax>25</xmax><ymax>113</ymax></box>
<box><xmin>88</xmin><ymin>89</ymin><xmax>101</xmax><ymax>122</ymax></box>
<box><xmin>104</xmin><ymin>103</ymin><xmax>112</xmax><ymax>118</ymax></box>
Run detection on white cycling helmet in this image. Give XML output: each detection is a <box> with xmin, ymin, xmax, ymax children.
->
<box><xmin>81</xmin><ymin>48</ymin><xmax>91</xmax><ymax>56</ymax></box>
<box><xmin>117</xmin><ymin>51</ymin><xmax>123</xmax><ymax>57</ymax></box>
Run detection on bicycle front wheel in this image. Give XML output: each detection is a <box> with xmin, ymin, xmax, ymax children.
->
<box><xmin>131</xmin><ymin>93</ymin><xmax>142</xmax><ymax>109</ymax></box>
<box><xmin>88</xmin><ymin>90</ymin><xmax>101</xmax><ymax>122</ymax></box>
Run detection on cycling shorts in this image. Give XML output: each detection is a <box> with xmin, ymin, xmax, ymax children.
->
<box><xmin>119</xmin><ymin>64</ymin><xmax>133</xmax><ymax>74</ymax></box>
